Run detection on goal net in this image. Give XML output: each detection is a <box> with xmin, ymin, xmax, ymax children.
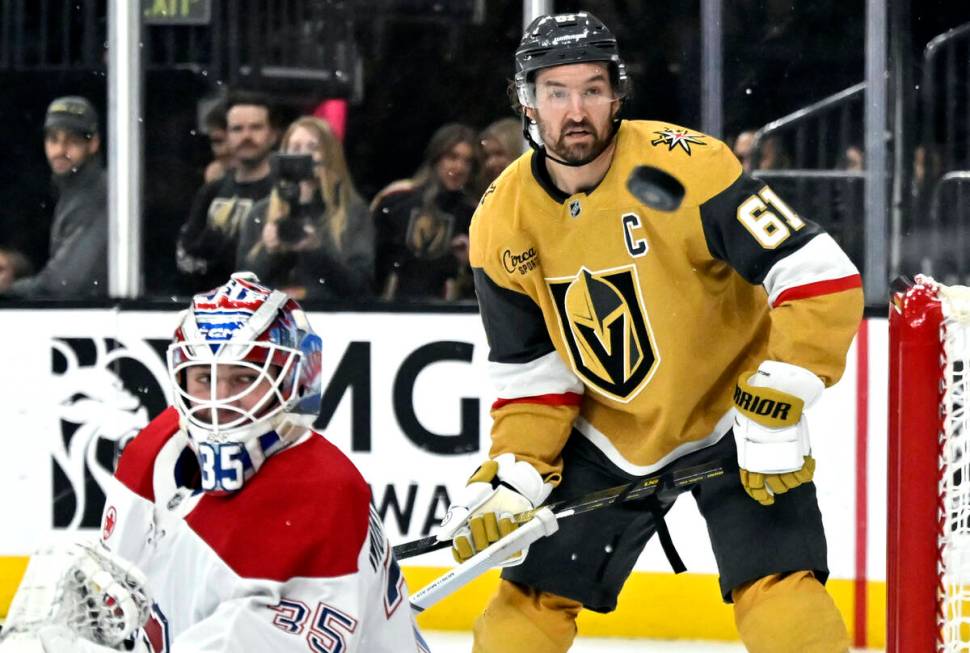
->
<box><xmin>889</xmin><ymin>275</ymin><xmax>970</xmax><ymax>652</ymax></box>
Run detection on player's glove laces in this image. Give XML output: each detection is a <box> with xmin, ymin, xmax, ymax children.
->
<box><xmin>436</xmin><ymin>453</ymin><xmax>553</xmax><ymax>566</ymax></box>
<box><xmin>732</xmin><ymin>360</ymin><xmax>824</xmax><ymax>506</ymax></box>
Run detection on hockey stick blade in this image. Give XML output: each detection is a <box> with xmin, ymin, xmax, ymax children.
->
<box><xmin>392</xmin><ymin>457</ymin><xmax>727</xmax><ymax>560</ymax></box>
<box><xmin>626</xmin><ymin>165</ymin><xmax>685</xmax><ymax>211</ymax></box>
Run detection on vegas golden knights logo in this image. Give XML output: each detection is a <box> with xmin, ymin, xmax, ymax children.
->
<box><xmin>547</xmin><ymin>265</ymin><xmax>659</xmax><ymax>402</ymax></box>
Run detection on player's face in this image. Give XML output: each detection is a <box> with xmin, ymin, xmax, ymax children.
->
<box><xmin>528</xmin><ymin>63</ymin><xmax>618</xmax><ymax>164</ymax></box>
<box><xmin>44</xmin><ymin>128</ymin><xmax>99</xmax><ymax>176</ymax></box>
<box><xmin>435</xmin><ymin>141</ymin><xmax>475</xmax><ymax>192</ymax></box>
<box><xmin>184</xmin><ymin>363</ymin><xmax>278</xmax><ymax>425</ymax></box>
<box><xmin>227</xmin><ymin>105</ymin><xmax>277</xmax><ymax>167</ymax></box>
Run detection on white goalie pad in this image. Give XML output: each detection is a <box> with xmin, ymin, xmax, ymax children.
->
<box><xmin>0</xmin><ymin>541</ymin><xmax>151</xmax><ymax>652</ymax></box>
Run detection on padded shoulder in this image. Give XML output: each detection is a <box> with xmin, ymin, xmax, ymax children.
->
<box><xmin>185</xmin><ymin>434</ymin><xmax>373</xmax><ymax>582</ymax></box>
<box><xmin>114</xmin><ymin>407</ymin><xmax>182</xmax><ymax>502</ymax></box>
<box><xmin>470</xmin><ymin>152</ymin><xmax>536</xmax><ymax>290</ymax></box>
<box><xmin>618</xmin><ymin>120</ymin><xmax>743</xmax><ymax>208</ymax></box>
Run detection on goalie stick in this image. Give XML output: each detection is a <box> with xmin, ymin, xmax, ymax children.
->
<box><xmin>394</xmin><ymin>456</ymin><xmax>728</xmax><ymax>561</ymax></box>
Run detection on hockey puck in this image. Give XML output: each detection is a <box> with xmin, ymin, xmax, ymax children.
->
<box><xmin>626</xmin><ymin>165</ymin><xmax>685</xmax><ymax>212</ymax></box>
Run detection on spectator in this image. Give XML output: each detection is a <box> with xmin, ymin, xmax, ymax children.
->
<box><xmin>911</xmin><ymin>142</ymin><xmax>943</xmax><ymax>216</ymax></box>
<box><xmin>202</xmin><ymin>100</ymin><xmax>232</xmax><ymax>184</ymax></box>
<box><xmin>732</xmin><ymin>130</ymin><xmax>756</xmax><ymax>172</ymax></box>
<box><xmin>176</xmin><ymin>92</ymin><xmax>279</xmax><ymax>294</ymax></box>
<box><xmin>0</xmin><ymin>246</ymin><xmax>32</xmax><ymax>293</ymax></box>
<box><xmin>839</xmin><ymin>143</ymin><xmax>864</xmax><ymax>171</ymax></box>
<box><xmin>478</xmin><ymin>117</ymin><xmax>526</xmax><ymax>191</ymax></box>
<box><xmin>237</xmin><ymin>116</ymin><xmax>373</xmax><ymax>301</ymax></box>
<box><xmin>373</xmin><ymin>123</ymin><xmax>479</xmax><ymax>301</ymax></box>
<box><xmin>832</xmin><ymin>143</ymin><xmax>865</xmax><ymax>266</ymax></box>
<box><xmin>3</xmin><ymin>96</ymin><xmax>107</xmax><ymax>298</ymax></box>
<box><xmin>757</xmin><ymin>134</ymin><xmax>792</xmax><ymax>170</ymax></box>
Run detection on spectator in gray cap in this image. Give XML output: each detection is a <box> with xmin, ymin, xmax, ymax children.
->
<box><xmin>2</xmin><ymin>95</ymin><xmax>108</xmax><ymax>298</ymax></box>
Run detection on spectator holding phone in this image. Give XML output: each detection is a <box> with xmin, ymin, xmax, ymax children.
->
<box><xmin>236</xmin><ymin>116</ymin><xmax>373</xmax><ymax>301</ymax></box>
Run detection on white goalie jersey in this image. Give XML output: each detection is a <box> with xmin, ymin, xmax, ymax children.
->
<box><xmin>98</xmin><ymin>407</ymin><xmax>429</xmax><ymax>653</ymax></box>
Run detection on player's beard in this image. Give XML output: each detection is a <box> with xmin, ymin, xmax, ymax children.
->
<box><xmin>537</xmin><ymin>114</ymin><xmax>613</xmax><ymax>165</ymax></box>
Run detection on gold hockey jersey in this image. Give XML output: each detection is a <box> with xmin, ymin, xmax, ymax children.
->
<box><xmin>469</xmin><ymin>120</ymin><xmax>863</xmax><ymax>480</ymax></box>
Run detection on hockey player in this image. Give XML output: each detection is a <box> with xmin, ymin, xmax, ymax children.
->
<box><xmin>437</xmin><ymin>12</ymin><xmax>862</xmax><ymax>653</ymax></box>
<box><xmin>17</xmin><ymin>272</ymin><xmax>428</xmax><ymax>652</ymax></box>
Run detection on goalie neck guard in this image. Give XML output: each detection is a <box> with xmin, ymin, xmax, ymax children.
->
<box><xmin>166</xmin><ymin>272</ymin><xmax>322</xmax><ymax>494</ymax></box>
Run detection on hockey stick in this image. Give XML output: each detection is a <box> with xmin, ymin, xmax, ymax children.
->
<box><xmin>406</xmin><ymin>457</ymin><xmax>728</xmax><ymax>612</ymax></box>
<box><xmin>393</xmin><ymin>457</ymin><xmax>728</xmax><ymax>561</ymax></box>
<box><xmin>409</xmin><ymin>507</ymin><xmax>559</xmax><ymax>612</ymax></box>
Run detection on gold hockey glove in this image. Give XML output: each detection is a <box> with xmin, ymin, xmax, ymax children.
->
<box><xmin>733</xmin><ymin>360</ymin><xmax>825</xmax><ymax>506</ymax></box>
<box><xmin>435</xmin><ymin>454</ymin><xmax>553</xmax><ymax>566</ymax></box>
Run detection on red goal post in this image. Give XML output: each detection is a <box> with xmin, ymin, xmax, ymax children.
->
<box><xmin>889</xmin><ymin>275</ymin><xmax>970</xmax><ymax>652</ymax></box>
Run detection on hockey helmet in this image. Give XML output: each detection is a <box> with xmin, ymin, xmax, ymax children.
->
<box><xmin>514</xmin><ymin>11</ymin><xmax>630</xmax><ymax>110</ymax></box>
<box><xmin>167</xmin><ymin>272</ymin><xmax>322</xmax><ymax>493</ymax></box>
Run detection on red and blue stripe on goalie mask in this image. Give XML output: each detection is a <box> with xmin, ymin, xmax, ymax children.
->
<box><xmin>185</xmin><ymin>278</ymin><xmax>300</xmax><ymax>367</ymax></box>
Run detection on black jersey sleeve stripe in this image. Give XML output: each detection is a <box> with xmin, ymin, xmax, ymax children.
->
<box><xmin>473</xmin><ymin>266</ymin><xmax>557</xmax><ymax>364</ymax></box>
<box><xmin>699</xmin><ymin>172</ymin><xmax>822</xmax><ymax>285</ymax></box>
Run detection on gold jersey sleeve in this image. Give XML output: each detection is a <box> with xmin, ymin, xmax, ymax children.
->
<box><xmin>470</xmin><ymin>120</ymin><xmax>862</xmax><ymax>475</ymax></box>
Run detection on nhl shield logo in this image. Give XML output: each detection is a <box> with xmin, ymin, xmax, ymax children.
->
<box><xmin>547</xmin><ymin>265</ymin><xmax>660</xmax><ymax>402</ymax></box>
<box><xmin>569</xmin><ymin>200</ymin><xmax>582</xmax><ymax>217</ymax></box>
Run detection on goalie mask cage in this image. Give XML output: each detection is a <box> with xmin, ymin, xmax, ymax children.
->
<box><xmin>889</xmin><ymin>275</ymin><xmax>970</xmax><ymax>652</ymax></box>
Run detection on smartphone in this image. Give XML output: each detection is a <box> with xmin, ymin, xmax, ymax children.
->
<box><xmin>270</xmin><ymin>153</ymin><xmax>315</xmax><ymax>183</ymax></box>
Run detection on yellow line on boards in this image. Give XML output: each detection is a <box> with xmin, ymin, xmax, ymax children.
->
<box><xmin>403</xmin><ymin>567</ymin><xmax>887</xmax><ymax>648</ymax></box>
<box><xmin>0</xmin><ymin>558</ymin><xmax>885</xmax><ymax>647</ymax></box>
<box><xmin>0</xmin><ymin>557</ymin><xmax>29</xmax><ymax>620</ymax></box>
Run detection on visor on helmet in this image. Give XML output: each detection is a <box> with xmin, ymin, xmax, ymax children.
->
<box><xmin>516</xmin><ymin>64</ymin><xmax>623</xmax><ymax>110</ymax></box>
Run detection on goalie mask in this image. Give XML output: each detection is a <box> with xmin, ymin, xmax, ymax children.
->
<box><xmin>167</xmin><ymin>272</ymin><xmax>322</xmax><ymax>494</ymax></box>
<box><xmin>514</xmin><ymin>12</ymin><xmax>629</xmax><ymax>165</ymax></box>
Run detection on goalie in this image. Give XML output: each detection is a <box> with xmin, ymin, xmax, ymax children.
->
<box><xmin>1</xmin><ymin>273</ymin><xmax>428</xmax><ymax>652</ymax></box>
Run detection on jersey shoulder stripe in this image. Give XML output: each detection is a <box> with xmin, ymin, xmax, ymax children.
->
<box><xmin>772</xmin><ymin>274</ymin><xmax>862</xmax><ymax>307</ymax></box>
<box><xmin>186</xmin><ymin>433</ymin><xmax>372</xmax><ymax>582</ymax></box>
<box><xmin>115</xmin><ymin>406</ymin><xmax>181</xmax><ymax>502</ymax></box>
<box><xmin>488</xmin><ymin>350</ymin><xmax>584</xmax><ymax>401</ymax></box>
<box><xmin>761</xmin><ymin>232</ymin><xmax>861</xmax><ymax>305</ymax></box>
<box><xmin>492</xmin><ymin>392</ymin><xmax>582</xmax><ymax>410</ymax></box>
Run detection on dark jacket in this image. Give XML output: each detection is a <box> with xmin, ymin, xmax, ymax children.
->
<box><xmin>373</xmin><ymin>185</ymin><xmax>475</xmax><ymax>300</ymax></box>
<box><xmin>9</xmin><ymin>160</ymin><xmax>107</xmax><ymax>297</ymax></box>
<box><xmin>176</xmin><ymin>174</ymin><xmax>273</xmax><ymax>293</ymax></box>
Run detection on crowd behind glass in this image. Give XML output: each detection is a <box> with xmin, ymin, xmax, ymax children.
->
<box><xmin>0</xmin><ymin>91</ymin><xmax>528</xmax><ymax>304</ymax></box>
